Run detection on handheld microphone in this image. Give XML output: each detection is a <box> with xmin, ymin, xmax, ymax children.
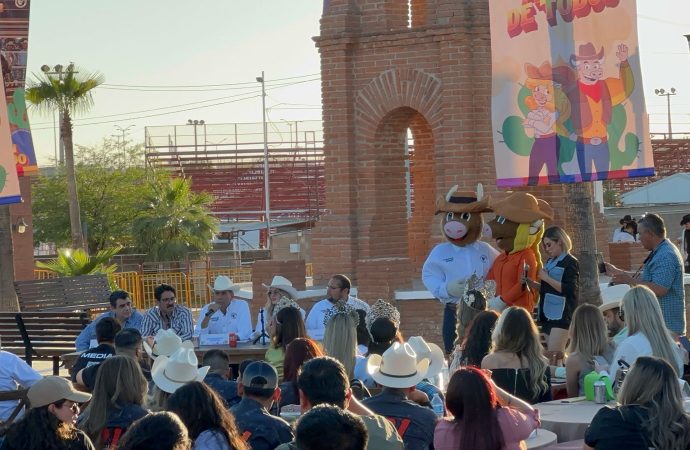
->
<box><xmin>522</xmin><ymin>262</ymin><xmax>530</xmax><ymax>292</ymax></box>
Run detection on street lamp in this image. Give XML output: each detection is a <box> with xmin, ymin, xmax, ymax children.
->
<box><xmin>654</xmin><ymin>88</ymin><xmax>677</xmax><ymax>139</ymax></box>
<box><xmin>187</xmin><ymin>119</ymin><xmax>205</xmax><ymax>152</ymax></box>
<box><xmin>685</xmin><ymin>34</ymin><xmax>690</xmax><ymax>52</ymax></box>
<box><xmin>114</xmin><ymin>125</ymin><xmax>134</xmax><ymax>163</ymax></box>
<box><xmin>41</xmin><ymin>63</ymin><xmax>76</xmax><ymax>164</ymax></box>
<box><xmin>257</xmin><ymin>72</ymin><xmax>271</xmax><ymax>249</ymax></box>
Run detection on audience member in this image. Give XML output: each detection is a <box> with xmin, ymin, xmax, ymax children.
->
<box><xmin>524</xmin><ymin>226</ymin><xmax>579</xmax><ymax>352</ymax></box>
<box><xmin>363</xmin><ymin>343</ymin><xmax>437</xmax><ymax>450</ymax></box>
<box><xmin>450</xmin><ymin>310</ymin><xmax>499</xmax><ymax>371</ymax></box>
<box><xmin>230</xmin><ymin>361</ymin><xmax>293</xmax><ymax>450</ymax></box>
<box><xmin>141</xmin><ymin>284</ymin><xmax>193</xmax><ymax>340</ymax></box>
<box><xmin>276</xmin><ymin>356</ymin><xmax>402</xmax><ymax>450</ymax></box>
<box><xmin>143</xmin><ymin>329</ymin><xmax>182</xmax><ymax>359</ymax></box>
<box><xmin>80</xmin><ymin>356</ymin><xmax>149</xmax><ymax>449</ymax></box>
<box><xmin>612</xmin><ymin>215</ymin><xmax>637</xmax><ymax>243</ymax></box>
<box><xmin>482</xmin><ymin>307</ymin><xmax>551</xmax><ymax>404</ymax></box>
<box><xmin>407</xmin><ymin>336</ymin><xmax>446</xmax><ymax>403</ymax></box>
<box><xmin>565</xmin><ymin>304</ymin><xmax>614</xmax><ymax>397</ymax></box>
<box><xmin>71</xmin><ymin>317</ymin><xmax>120</xmax><ymax>381</ymax></box>
<box><xmin>305</xmin><ymin>274</ymin><xmax>370</xmax><ymax>340</ymax></box>
<box><xmin>280</xmin><ymin>338</ymin><xmax>323</xmax><ymax>407</ymax></box>
<box><xmin>607</xmin><ymin>213</ymin><xmax>686</xmax><ymax>337</ymax></box>
<box><xmin>167</xmin><ymin>381</ymin><xmax>248</xmax><ymax>450</ymax></box>
<box><xmin>149</xmin><ymin>345</ymin><xmax>209</xmax><ymax>411</ymax></box>
<box><xmin>323</xmin><ymin>303</ymin><xmax>360</xmax><ymax>380</ymax></box>
<box><xmin>202</xmin><ymin>349</ymin><xmax>240</xmax><ymax>407</ymax></box>
<box><xmin>598</xmin><ymin>284</ymin><xmax>630</xmax><ymax>347</ymax></box>
<box><xmin>1</xmin><ymin>376</ymin><xmax>92</xmax><ymax>450</ymax></box>
<box><xmin>295</xmin><ymin>404</ymin><xmax>368</xmax><ymax>450</ymax></box>
<box><xmin>681</xmin><ymin>214</ymin><xmax>690</xmax><ymax>273</ymax></box>
<box><xmin>355</xmin><ymin>309</ymin><xmax>370</xmax><ymax>356</ymax></box>
<box><xmin>195</xmin><ymin>276</ymin><xmax>252</xmax><ymax>341</ymax></box>
<box><xmin>608</xmin><ymin>285</ymin><xmax>683</xmax><ymax>380</ymax></box>
<box><xmin>0</xmin><ymin>348</ymin><xmax>41</xmax><ymax>422</ymax></box>
<box><xmin>434</xmin><ymin>367</ymin><xmax>538</xmax><ymax>450</ymax></box>
<box><xmin>354</xmin><ymin>300</ymin><xmax>402</xmax><ymax>387</ymax></box>
<box><xmin>266</xmin><ymin>298</ymin><xmax>307</xmax><ymax>379</ymax></box>
<box><xmin>116</xmin><ymin>411</ymin><xmax>191</xmax><ymax>450</ymax></box>
<box><xmin>75</xmin><ymin>291</ymin><xmax>143</xmax><ymax>351</ymax></box>
<box><xmin>586</xmin><ymin>356</ymin><xmax>690</xmax><ymax>450</ymax></box>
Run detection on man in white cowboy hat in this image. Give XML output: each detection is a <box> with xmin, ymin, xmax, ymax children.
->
<box><xmin>151</xmin><ymin>345</ymin><xmax>210</xmax><ymax>394</ymax></box>
<box><xmin>141</xmin><ymin>283</ymin><xmax>194</xmax><ymax>341</ymax></box>
<box><xmin>407</xmin><ymin>336</ymin><xmax>446</xmax><ymax>404</ymax></box>
<box><xmin>195</xmin><ymin>275</ymin><xmax>253</xmax><ymax>341</ymax></box>
<box><xmin>305</xmin><ymin>274</ymin><xmax>370</xmax><ymax>341</ymax></box>
<box><xmin>599</xmin><ymin>284</ymin><xmax>630</xmax><ymax>347</ymax></box>
<box><xmin>362</xmin><ymin>342</ymin><xmax>437</xmax><ymax>450</ymax></box>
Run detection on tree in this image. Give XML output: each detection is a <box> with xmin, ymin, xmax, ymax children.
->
<box><xmin>26</xmin><ymin>64</ymin><xmax>104</xmax><ymax>251</ymax></box>
<box><xmin>564</xmin><ymin>182</ymin><xmax>602</xmax><ymax>305</ymax></box>
<box><xmin>0</xmin><ymin>206</ymin><xmax>19</xmax><ymax>311</ymax></box>
<box><xmin>32</xmin><ymin>139</ymin><xmax>164</xmax><ymax>253</ymax></box>
<box><xmin>132</xmin><ymin>177</ymin><xmax>218</xmax><ymax>261</ymax></box>
<box><xmin>36</xmin><ymin>246</ymin><xmax>121</xmax><ymax>277</ymax></box>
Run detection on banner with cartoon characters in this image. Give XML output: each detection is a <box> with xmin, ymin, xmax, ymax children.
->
<box><xmin>489</xmin><ymin>0</ymin><xmax>654</xmax><ymax>187</ymax></box>
<box><xmin>1</xmin><ymin>0</ymin><xmax>38</xmax><ymax>178</ymax></box>
<box><xmin>0</xmin><ymin>69</ymin><xmax>21</xmax><ymax>204</ymax></box>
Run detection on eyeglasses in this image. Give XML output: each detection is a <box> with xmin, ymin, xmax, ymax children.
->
<box><xmin>159</xmin><ymin>297</ymin><xmax>176</xmax><ymax>303</ymax></box>
<box><xmin>58</xmin><ymin>401</ymin><xmax>79</xmax><ymax>413</ymax></box>
<box><xmin>618</xmin><ymin>309</ymin><xmax>625</xmax><ymax>321</ymax></box>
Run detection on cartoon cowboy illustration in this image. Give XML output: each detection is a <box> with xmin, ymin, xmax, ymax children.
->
<box><xmin>557</xmin><ymin>42</ymin><xmax>634</xmax><ymax>181</ymax></box>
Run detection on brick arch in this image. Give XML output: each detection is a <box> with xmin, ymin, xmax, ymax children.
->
<box><xmin>354</xmin><ymin>68</ymin><xmax>443</xmax><ymax>137</ymax></box>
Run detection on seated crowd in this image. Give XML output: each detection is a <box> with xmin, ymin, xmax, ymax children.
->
<box><xmin>3</xmin><ymin>214</ymin><xmax>690</xmax><ymax>450</ymax></box>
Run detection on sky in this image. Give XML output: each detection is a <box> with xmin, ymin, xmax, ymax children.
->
<box><xmin>24</xmin><ymin>0</ymin><xmax>690</xmax><ymax>166</ymax></box>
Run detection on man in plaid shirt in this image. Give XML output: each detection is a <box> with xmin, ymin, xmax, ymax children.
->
<box><xmin>140</xmin><ymin>283</ymin><xmax>194</xmax><ymax>341</ymax></box>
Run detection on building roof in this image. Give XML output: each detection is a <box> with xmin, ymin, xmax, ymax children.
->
<box><xmin>620</xmin><ymin>173</ymin><xmax>690</xmax><ymax>205</ymax></box>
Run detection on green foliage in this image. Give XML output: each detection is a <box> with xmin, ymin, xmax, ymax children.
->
<box><xmin>132</xmin><ymin>177</ymin><xmax>218</xmax><ymax>261</ymax></box>
<box><xmin>32</xmin><ymin>139</ymin><xmax>165</xmax><ymax>253</ymax></box>
<box><xmin>25</xmin><ymin>66</ymin><xmax>104</xmax><ymax>117</ymax></box>
<box><xmin>36</xmin><ymin>246</ymin><xmax>121</xmax><ymax>277</ymax></box>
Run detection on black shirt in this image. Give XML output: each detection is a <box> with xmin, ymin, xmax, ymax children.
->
<box><xmin>490</xmin><ymin>367</ymin><xmax>552</xmax><ymax>405</ymax></box>
<box><xmin>70</xmin><ymin>343</ymin><xmax>115</xmax><ymax>381</ymax></box>
<box><xmin>230</xmin><ymin>397</ymin><xmax>294</xmax><ymax>450</ymax></box>
<box><xmin>585</xmin><ymin>405</ymin><xmax>656</xmax><ymax>450</ymax></box>
<box><xmin>1</xmin><ymin>428</ymin><xmax>95</xmax><ymax>450</ymax></box>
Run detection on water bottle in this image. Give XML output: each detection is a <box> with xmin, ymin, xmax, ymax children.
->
<box><xmin>431</xmin><ymin>393</ymin><xmax>444</xmax><ymax>418</ymax></box>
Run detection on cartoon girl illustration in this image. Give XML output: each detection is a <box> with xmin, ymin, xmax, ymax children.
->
<box><xmin>522</xmin><ymin>62</ymin><xmax>571</xmax><ymax>185</ymax></box>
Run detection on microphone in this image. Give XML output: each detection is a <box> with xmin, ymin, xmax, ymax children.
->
<box><xmin>522</xmin><ymin>262</ymin><xmax>530</xmax><ymax>292</ymax></box>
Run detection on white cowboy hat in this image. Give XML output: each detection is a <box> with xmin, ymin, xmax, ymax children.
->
<box><xmin>208</xmin><ymin>275</ymin><xmax>241</xmax><ymax>293</ymax></box>
<box><xmin>262</xmin><ymin>275</ymin><xmax>299</xmax><ymax>300</ymax></box>
<box><xmin>367</xmin><ymin>342</ymin><xmax>430</xmax><ymax>389</ymax></box>
<box><xmin>599</xmin><ymin>284</ymin><xmax>631</xmax><ymax>313</ymax></box>
<box><xmin>151</xmin><ymin>346</ymin><xmax>210</xmax><ymax>394</ymax></box>
<box><xmin>143</xmin><ymin>329</ymin><xmax>184</xmax><ymax>359</ymax></box>
<box><xmin>407</xmin><ymin>336</ymin><xmax>445</xmax><ymax>379</ymax></box>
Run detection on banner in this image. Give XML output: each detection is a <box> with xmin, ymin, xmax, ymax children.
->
<box><xmin>0</xmin><ymin>0</ymin><xmax>37</xmax><ymax>177</ymax></box>
<box><xmin>489</xmin><ymin>0</ymin><xmax>654</xmax><ymax>187</ymax></box>
<box><xmin>0</xmin><ymin>69</ymin><xmax>21</xmax><ymax>204</ymax></box>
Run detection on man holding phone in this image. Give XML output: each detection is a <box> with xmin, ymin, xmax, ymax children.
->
<box><xmin>195</xmin><ymin>276</ymin><xmax>253</xmax><ymax>341</ymax></box>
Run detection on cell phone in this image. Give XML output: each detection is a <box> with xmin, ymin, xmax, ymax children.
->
<box><xmin>617</xmin><ymin>359</ymin><xmax>630</xmax><ymax>369</ymax></box>
<box><xmin>596</xmin><ymin>253</ymin><xmax>606</xmax><ymax>274</ymax></box>
<box><xmin>679</xmin><ymin>336</ymin><xmax>690</xmax><ymax>353</ymax></box>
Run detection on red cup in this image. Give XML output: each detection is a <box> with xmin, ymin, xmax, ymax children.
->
<box><xmin>228</xmin><ymin>332</ymin><xmax>238</xmax><ymax>348</ymax></box>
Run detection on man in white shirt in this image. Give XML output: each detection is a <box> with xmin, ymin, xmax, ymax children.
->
<box><xmin>0</xmin><ymin>350</ymin><xmax>42</xmax><ymax>421</ymax></box>
<box><xmin>305</xmin><ymin>274</ymin><xmax>370</xmax><ymax>341</ymax></box>
<box><xmin>195</xmin><ymin>276</ymin><xmax>253</xmax><ymax>341</ymax></box>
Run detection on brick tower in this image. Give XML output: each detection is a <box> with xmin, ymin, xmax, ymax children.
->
<box><xmin>312</xmin><ymin>0</ymin><xmax>605</xmax><ymax>301</ymax></box>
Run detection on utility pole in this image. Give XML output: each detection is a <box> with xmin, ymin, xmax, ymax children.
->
<box><xmin>41</xmin><ymin>63</ymin><xmax>76</xmax><ymax>164</ymax></box>
<box><xmin>187</xmin><ymin>119</ymin><xmax>204</xmax><ymax>153</ymax></box>
<box><xmin>654</xmin><ymin>87</ymin><xmax>676</xmax><ymax>139</ymax></box>
<box><xmin>114</xmin><ymin>125</ymin><xmax>134</xmax><ymax>165</ymax></box>
<box><xmin>257</xmin><ymin>71</ymin><xmax>271</xmax><ymax>249</ymax></box>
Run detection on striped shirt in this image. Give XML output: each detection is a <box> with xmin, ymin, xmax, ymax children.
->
<box><xmin>140</xmin><ymin>305</ymin><xmax>194</xmax><ymax>340</ymax></box>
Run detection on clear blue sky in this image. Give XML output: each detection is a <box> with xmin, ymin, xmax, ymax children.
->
<box><xmin>24</xmin><ymin>0</ymin><xmax>690</xmax><ymax>166</ymax></box>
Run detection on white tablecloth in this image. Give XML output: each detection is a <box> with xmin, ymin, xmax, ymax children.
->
<box><xmin>526</xmin><ymin>429</ymin><xmax>558</xmax><ymax>450</ymax></box>
<box><xmin>536</xmin><ymin>399</ymin><xmax>610</xmax><ymax>442</ymax></box>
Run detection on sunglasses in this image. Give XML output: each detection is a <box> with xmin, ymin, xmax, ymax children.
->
<box><xmin>618</xmin><ymin>309</ymin><xmax>625</xmax><ymax>321</ymax></box>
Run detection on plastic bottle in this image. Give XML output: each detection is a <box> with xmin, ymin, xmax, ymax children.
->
<box><xmin>431</xmin><ymin>393</ymin><xmax>444</xmax><ymax>418</ymax></box>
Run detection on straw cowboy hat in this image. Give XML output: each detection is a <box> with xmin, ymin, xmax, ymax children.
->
<box><xmin>208</xmin><ymin>275</ymin><xmax>241</xmax><ymax>293</ymax></box>
<box><xmin>262</xmin><ymin>275</ymin><xmax>299</xmax><ymax>300</ymax></box>
<box><xmin>407</xmin><ymin>336</ymin><xmax>445</xmax><ymax>379</ymax></box>
<box><xmin>367</xmin><ymin>342</ymin><xmax>430</xmax><ymax>389</ymax></box>
<box><xmin>490</xmin><ymin>192</ymin><xmax>554</xmax><ymax>223</ymax></box>
<box><xmin>151</xmin><ymin>346</ymin><xmax>210</xmax><ymax>394</ymax></box>
<box><xmin>570</xmin><ymin>42</ymin><xmax>604</xmax><ymax>66</ymax></box>
<box><xmin>143</xmin><ymin>329</ymin><xmax>184</xmax><ymax>359</ymax></box>
<box><xmin>435</xmin><ymin>184</ymin><xmax>491</xmax><ymax>215</ymax></box>
<box><xmin>599</xmin><ymin>284</ymin><xmax>631</xmax><ymax>313</ymax></box>
<box><xmin>525</xmin><ymin>61</ymin><xmax>553</xmax><ymax>81</ymax></box>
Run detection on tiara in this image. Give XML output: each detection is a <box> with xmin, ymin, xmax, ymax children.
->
<box><xmin>365</xmin><ymin>299</ymin><xmax>400</xmax><ymax>331</ymax></box>
<box><xmin>462</xmin><ymin>274</ymin><xmax>496</xmax><ymax>310</ymax></box>
<box><xmin>273</xmin><ymin>296</ymin><xmax>300</xmax><ymax>318</ymax></box>
<box><xmin>323</xmin><ymin>301</ymin><xmax>360</xmax><ymax>327</ymax></box>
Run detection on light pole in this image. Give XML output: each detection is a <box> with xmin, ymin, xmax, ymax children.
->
<box><xmin>187</xmin><ymin>119</ymin><xmax>204</xmax><ymax>152</ymax></box>
<box><xmin>685</xmin><ymin>34</ymin><xmax>690</xmax><ymax>52</ymax></box>
<box><xmin>114</xmin><ymin>125</ymin><xmax>134</xmax><ymax>164</ymax></box>
<box><xmin>257</xmin><ymin>71</ymin><xmax>271</xmax><ymax>249</ymax></box>
<box><xmin>41</xmin><ymin>63</ymin><xmax>75</xmax><ymax>164</ymax></box>
<box><xmin>654</xmin><ymin>88</ymin><xmax>677</xmax><ymax>139</ymax></box>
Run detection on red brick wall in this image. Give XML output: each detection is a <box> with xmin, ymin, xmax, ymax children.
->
<box><xmin>608</xmin><ymin>242</ymin><xmax>648</xmax><ymax>272</ymax></box>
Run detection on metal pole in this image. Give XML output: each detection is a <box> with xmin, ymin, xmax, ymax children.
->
<box><xmin>666</xmin><ymin>94</ymin><xmax>673</xmax><ymax>138</ymax></box>
<box><xmin>53</xmin><ymin>109</ymin><xmax>58</xmax><ymax>167</ymax></box>
<box><xmin>258</xmin><ymin>71</ymin><xmax>271</xmax><ymax>249</ymax></box>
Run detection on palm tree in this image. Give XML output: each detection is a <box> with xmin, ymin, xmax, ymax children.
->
<box><xmin>0</xmin><ymin>206</ymin><xmax>19</xmax><ymax>311</ymax></box>
<box><xmin>25</xmin><ymin>64</ymin><xmax>104</xmax><ymax>251</ymax></box>
<box><xmin>132</xmin><ymin>177</ymin><xmax>218</xmax><ymax>261</ymax></box>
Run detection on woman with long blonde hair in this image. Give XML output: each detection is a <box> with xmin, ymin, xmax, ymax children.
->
<box><xmin>608</xmin><ymin>285</ymin><xmax>683</xmax><ymax>379</ymax></box>
<box><xmin>565</xmin><ymin>304</ymin><xmax>613</xmax><ymax>397</ymax></box>
<box><xmin>481</xmin><ymin>306</ymin><xmax>551</xmax><ymax>404</ymax></box>
<box><xmin>585</xmin><ymin>356</ymin><xmax>690</xmax><ymax>449</ymax></box>
<box><xmin>323</xmin><ymin>308</ymin><xmax>359</xmax><ymax>380</ymax></box>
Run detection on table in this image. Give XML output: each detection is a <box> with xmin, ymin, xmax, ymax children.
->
<box><xmin>61</xmin><ymin>343</ymin><xmax>270</xmax><ymax>371</ymax></box>
<box><xmin>526</xmin><ymin>429</ymin><xmax>558</xmax><ymax>450</ymax></box>
<box><xmin>536</xmin><ymin>399</ymin><xmax>609</xmax><ymax>442</ymax></box>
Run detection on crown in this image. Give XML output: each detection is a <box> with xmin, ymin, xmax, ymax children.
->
<box><xmin>365</xmin><ymin>299</ymin><xmax>400</xmax><ymax>331</ymax></box>
<box><xmin>462</xmin><ymin>274</ymin><xmax>496</xmax><ymax>310</ymax></box>
<box><xmin>323</xmin><ymin>301</ymin><xmax>360</xmax><ymax>327</ymax></box>
<box><xmin>273</xmin><ymin>296</ymin><xmax>300</xmax><ymax>318</ymax></box>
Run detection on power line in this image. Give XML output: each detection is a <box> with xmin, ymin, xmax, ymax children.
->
<box><xmin>101</xmin><ymin>72</ymin><xmax>320</xmax><ymax>89</ymax></box>
<box><xmin>98</xmin><ymin>75</ymin><xmax>321</xmax><ymax>92</ymax></box>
